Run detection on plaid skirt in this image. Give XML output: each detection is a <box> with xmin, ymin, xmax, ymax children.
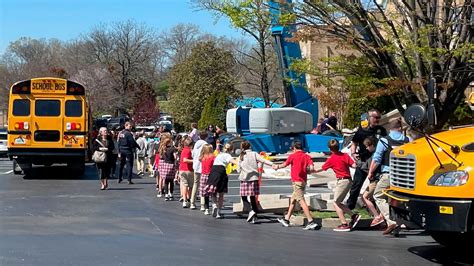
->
<box><xmin>200</xmin><ymin>173</ymin><xmax>209</xmax><ymax>197</ymax></box>
<box><xmin>240</xmin><ymin>180</ymin><xmax>260</xmax><ymax>196</ymax></box>
<box><xmin>158</xmin><ymin>161</ymin><xmax>176</xmax><ymax>181</ymax></box>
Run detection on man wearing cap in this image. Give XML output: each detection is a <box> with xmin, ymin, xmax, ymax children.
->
<box><xmin>369</xmin><ymin>118</ymin><xmax>410</xmax><ymax>235</ymax></box>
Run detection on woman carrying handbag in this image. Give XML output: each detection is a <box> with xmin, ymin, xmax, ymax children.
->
<box><xmin>93</xmin><ymin>127</ymin><xmax>115</xmax><ymax>190</ymax></box>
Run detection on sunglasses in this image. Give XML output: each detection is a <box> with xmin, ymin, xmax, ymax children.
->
<box><xmin>371</xmin><ymin>116</ymin><xmax>381</xmax><ymax>119</ymax></box>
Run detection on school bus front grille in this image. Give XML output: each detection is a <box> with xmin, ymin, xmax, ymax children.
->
<box><xmin>390</xmin><ymin>154</ymin><xmax>416</xmax><ymax>189</ymax></box>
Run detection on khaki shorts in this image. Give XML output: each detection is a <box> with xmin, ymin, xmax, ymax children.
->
<box><xmin>291</xmin><ymin>182</ymin><xmax>306</xmax><ymax>202</ymax></box>
<box><xmin>180</xmin><ymin>171</ymin><xmax>194</xmax><ymax>187</ymax></box>
<box><xmin>364</xmin><ymin>180</ymin><xmax>378</xmax><ymax>200</ymax></box>
<box><xmin>334</xmin><ymin>178</ymin><xmax>352</xmax><ymax>204</ymax></box>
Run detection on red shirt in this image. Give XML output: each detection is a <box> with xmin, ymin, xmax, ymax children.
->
<box><xmin>284</xmin><ymin>150</ymin><xmax>313</xmax><ymax>182</ymax></box>
<box><xmin>321</xmin><ymin>152</ymin><xmax>354</xmax><ymax>179</ymax></box>
<box><xmin>179</xmin><ymin>147</ymin><xmax>193</xmax><ymax>171</ymax></box>
<box><xmin>201</xmin><ymin>155</ymin><xmax>215</xmax><ymax>175</ymax></box>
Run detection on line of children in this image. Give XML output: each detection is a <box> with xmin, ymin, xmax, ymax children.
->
<box><xmin>152</xmin><ymin>133</ymin><xmax>394</xmax><ymax>232</ymax></box>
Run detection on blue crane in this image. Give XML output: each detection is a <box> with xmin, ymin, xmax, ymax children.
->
<box><xmin>226</xmin><ymin>0</ymin><xmax>342</xmax><ymax>154</ymax></box>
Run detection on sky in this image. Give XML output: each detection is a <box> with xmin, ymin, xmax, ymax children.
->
<box><xmin>0</xmin><ymin>0</ymin><xmax>246</xmax><ymax>54</ymax></box>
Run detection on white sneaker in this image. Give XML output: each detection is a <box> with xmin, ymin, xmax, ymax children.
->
<box><xmin>182</xmin><ymin>201</ymin><xmax>188</xmax><ymax>208</ymax></box>
<box><xmin>212</xmin><ymin>205</ymin><xmax>218</xmax><ymax>217</ymax></box>
<box><xmin>247</xmin><ymin>210</ymin><xmax>256</xmax><ymax>223</ymax></box>
<box><xmin>204</xmin><ymin>209</ymin><xmax>210</xmax><ymax>215</ymax></box>
<box><xmin>200</xmin><ymin>206</ymin><xmax>206</xmax><ymax>211</ymax></box>
<box><xmin>216</xmin><ymin>210</ymin><xmax>223</xmax><ymax>219</ymax></box>
<box><xmin>168</xmin><ymin>193</ymin><xmax>173</xmax><ymax>199</ymax></box>
<box><xmin>157</xmin><ymin>192</ymin><xmax>163</xmax><ymax>198</ymax></box>
<box><xmin>190</xmin><ymin>204</ymin><xmax>196</xmax><ymax>210</ymax></box>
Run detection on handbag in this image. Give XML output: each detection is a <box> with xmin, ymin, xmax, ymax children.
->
<box><xmin>92</xmin><ymin>139</ymin><xmax>107</xmax><ymax>163</ymax></box>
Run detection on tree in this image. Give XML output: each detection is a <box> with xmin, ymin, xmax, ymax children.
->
<box><xmin>198</xmin><ymin>90</ymin><xmax>228</xmax><ymax>129</ymax></box>
<box><xmin>194</xmin><ymin>0</ymin><xmax>281</xmax><ymax>107</ymax></box>
<box><xmin>132</xmin><ymin>83</ymin><xmax>160</xmax><ymax>125</ymax></box>
<box><xmin>83</xmin><ymin>20</ymin><xmax>159</xmax><ymax>112</ymax></box>
<box><xmin>167</xmin><ymin>41</ymin><xmax>241</xmax><ymax>128</ymax></box>
<box><xmin>160</xmin><ymin>23</ymin><xmax>202</xmax><ymax>65</ymax></box>
<box><xmin>288</xmin><ymin>0</ymin><xmax>473</xmax><ymax>129</ymax></box>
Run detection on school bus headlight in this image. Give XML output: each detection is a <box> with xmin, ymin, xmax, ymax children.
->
<box><xmin>428</xmin><ymin>171</ymin><xmax>469</xmax><ymax>187</ymax></box>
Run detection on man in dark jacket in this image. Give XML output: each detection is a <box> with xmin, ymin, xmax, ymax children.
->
<box><xmin>347</xmin><ymin>109</ymin><xmax>387</xmax><ymax>213</ymax></box>
<box><xmin>118</xmin><ymin>122</ymin><xmax>140</xmax><ymax>184</ymax></box>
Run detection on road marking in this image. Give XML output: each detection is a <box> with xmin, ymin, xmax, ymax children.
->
<box><xmin>2</xmin><ymin>170</ymin><xmax>13</xmax><ymax>174</ymax></box>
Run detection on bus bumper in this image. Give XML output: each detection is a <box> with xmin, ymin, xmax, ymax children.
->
<box><xmin>386</xmin><ymin>190</ymin><xmax>473</xmax><ymax>233</ymax></box>
<box><xmin>8</xmin><ymin>148</ymin><xmax>86</xmax><ymax>164</ymax></box>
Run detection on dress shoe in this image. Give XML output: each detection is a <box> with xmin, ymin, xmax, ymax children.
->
<box><xmin>128</xmin><ymin>181</ymin><xmax>134</xmax><ymax>185</ymax></box>
<box><xmin>117</xmin><ymin>178</ymin><xmax>123</xmax><ymax>184</ymax></box>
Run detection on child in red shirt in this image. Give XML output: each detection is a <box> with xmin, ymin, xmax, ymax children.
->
<box><xmin>199</xmin><ymin>144</ymin><xmax>215</xmax><ymax>215</ymax></box>
<box><xmin>313</xmin><ymin>139</ymin><xmax>358</xmax><ymax>232</ymax></box>
<box><xmin>178</xmin><ymin>137</ymin><xmax>194</xmax><ymax>207</ymax></box>
<box><xmin>273</xmin><ymin>141</ymin><xmax>319</xmax><ymax>230</ymax></box>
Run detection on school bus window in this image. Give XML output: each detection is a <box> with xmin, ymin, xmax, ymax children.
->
<box><xmin>35</xmin><ymin>100</ymin><xmax>60</xmax><ymax>116</ymax></box>
<box><xmin>12</xmin><ymin>99</ymin><xmax>30</xmax><ymax>116</ymax></box>
<box><xmin>65</xmin><ymin>100</ymin><xmax>82</xmax><ymax>117</ymax></box>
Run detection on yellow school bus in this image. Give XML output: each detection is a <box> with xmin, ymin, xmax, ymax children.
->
<box><xmin>387</xmin><ymin>125</ymin><xmax>474</xmax><ymax>247</ymax></box>
<box><xmin>7</xmin><ymin>77</ymin><xmax>90</xmax><ymax>175</ymax></box>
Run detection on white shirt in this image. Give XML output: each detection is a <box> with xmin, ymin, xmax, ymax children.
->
<box><xmin>189</xmin><ymin>128</ymin><xmax>199</xmax><ymax>143</ymax></box>
<box><xmin>192</xmin><ymin>140</ymin><xmax>207</xmax><ymax>173</ymax></box>
<box><xmin>213</xmin><ymin>153</ymin><xmax>233</xmax><ymax>167</ymax></box>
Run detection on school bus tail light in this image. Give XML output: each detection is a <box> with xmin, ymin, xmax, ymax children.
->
<box><xmin>14</xmin><ymin>122</ymin><xmax>29</xmax><ymax>130</ymax></box>
<box><xmin>66</xmin><ymin>81</ymin><xmax>85</xmax><ymax>95</ymax></box>
<box><xmin>11</xmin><ymin>80</ymin><xmax>31</xmax><ymax>94</ymax></box>
<box><xmin>66</xmin><ymin>122</ymin><xmax>81</xmax><ymax>130</ymax></box>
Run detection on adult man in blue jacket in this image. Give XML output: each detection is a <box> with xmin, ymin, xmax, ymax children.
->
<box><xmin>118</xmin><ymin>122</ymin><xmax>140</xmax><ymax>184</ymax></box>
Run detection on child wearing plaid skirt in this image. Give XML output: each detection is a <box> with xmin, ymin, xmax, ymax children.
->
<box><xmin>205</xmin><ymin>143</ymin><xmax>238</xmax><ymax>219</ymax></box>
<box><xmin>199</xmin><ymin>144</ymin><xmax>215</xmax><ymax>215</ymax></box>
<box><xmin>237</xmin><ymin>141</ymin><xmax>274</xmax><ymax>223</ymax></box>
<box><xmin>158</xmin><ymin>136</ymin><xmax>177</xmax><ymax>201</ymax></box>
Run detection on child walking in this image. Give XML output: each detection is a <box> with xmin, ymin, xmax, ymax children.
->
<box><xmin>179</xmin><ymin>137</ymin><xmax>194</xmax><ymax>207</ymax></box>
<box><xmin>273</xmin><ymin>141</ymin><xmax>319</xmax><ymax>230</ymax></box>
<box><xmin>158</xmin><ymin>135</ymin><xmax>177</xmax><ymax>201</ymax></box>
<box><xmin>205</xmin><ymin>143</ymin><xmax>238</xmax><ymax>219</ymax></box>
<box><xmin>237</xmin><ymin>141</ymin><xmax>274</xmax><ymax>224</ymax></box>
<box><xmin>199</xmin><ymin>144</ymin><xmax>215</xmax><ymax>215</ymax></box>
<box><xmin>313</xmin><ymin>139</ymin><xmax>359</xmax><ymax>232</ymax></box>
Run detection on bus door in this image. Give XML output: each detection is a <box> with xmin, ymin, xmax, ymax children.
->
<box><xmin>31</xmin><ymin>97</ymin><xmax>63</xmax><ymax>146</ymax></box>
<box><xmin>63</xmin><ymin>97</ymin><xmax>86</xmax><ymax>149</ymax></box>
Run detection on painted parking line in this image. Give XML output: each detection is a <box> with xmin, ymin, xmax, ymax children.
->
<box><xmin>2</xmin><ymin>170</ymin><xmax>13</xmax><ymax>174</ymax></box>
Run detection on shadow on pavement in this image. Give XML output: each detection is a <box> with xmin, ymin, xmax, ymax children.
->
<box><xmin>408</xmin><ymin>245</ymin><xmax>474</xmax><ymax>265</ymax></box>
<box><xmin>106</xmin><ymin>187</ymin><xmax>144</xmax><ymax>191</ymax></box>
<box><xmin>22</xmin><ymin>164</ymin><xmax>97</xmax><ymax>180</ymax></box>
